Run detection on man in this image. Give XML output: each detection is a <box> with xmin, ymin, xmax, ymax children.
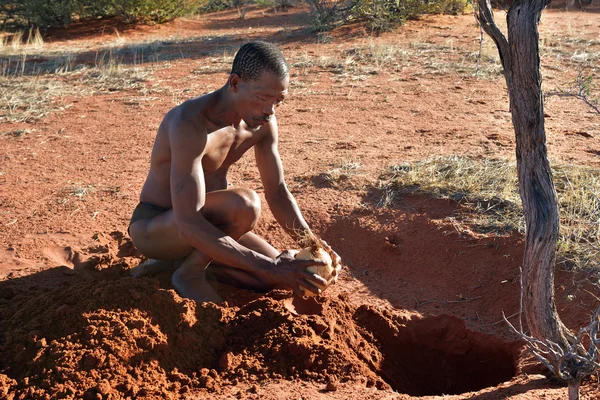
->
<box><xmin>128</xmin><ymin>41</ymin><xmax>341</xmax><ymax>303</ymax></box>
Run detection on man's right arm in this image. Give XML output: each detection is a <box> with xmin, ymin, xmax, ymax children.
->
<box><xmin>169</xmin><ymin>119</ymin><xmax>274</xmax><ymax>276</ymax></box>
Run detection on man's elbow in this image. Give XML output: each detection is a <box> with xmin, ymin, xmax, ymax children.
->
<box><xmin>265</xmin><ymin>184</ymin><xmax>290</xmax><ymax>204</ymax></box>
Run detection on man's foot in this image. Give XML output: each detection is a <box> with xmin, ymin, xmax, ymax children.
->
<box><xmin>130</xmin><ymin>259</ymin><xmax>174</xmax><ymax>278</ymax></box>
<box><xmin>171</xmin><ymin>264</ymin><xmax>222</xmax><ymax>304</ymax></box>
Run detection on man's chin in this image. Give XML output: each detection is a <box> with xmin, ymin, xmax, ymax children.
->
<box><xmin>245</xmin><ymin>119</ymin><xmax>266</xmax><ymax>130</ymax></box>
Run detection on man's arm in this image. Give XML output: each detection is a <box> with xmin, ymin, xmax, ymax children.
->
<box><xmin>255</xmin><ymin>116</ymin><xmax>312</xmax><ymax>245</ymax></box>
<box><xmin>169</xmin><ymin>117</ymin><xmax>327</xmax><ymax>294</ymax></box>
<box><xmin>169</xmin><ymin>118</ymin><xmax>274</xmax><ymax>275</ymax></box>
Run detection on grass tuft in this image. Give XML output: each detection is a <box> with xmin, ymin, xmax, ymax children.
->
<box><xmin>318</xmin><ymin>159</ymin><xmax>362</xmax><ymax>187</ymax></box>
<box><xmin>0</xmin><ymin>76</ymin><xmax>73</xmax><ymax>122</ymax></box>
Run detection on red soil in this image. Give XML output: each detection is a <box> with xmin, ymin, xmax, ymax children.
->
<box><xmin>1</xmin><ymin>4</ymin><xmax>599</xmax><ymax>399</ymax></box>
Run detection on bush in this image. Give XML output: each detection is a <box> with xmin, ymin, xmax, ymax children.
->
<box><xmin>1</xmin><ymin>0</ymin><xmax>202</xmax><ymax>29</ymax></box>
<box><xmin>199</xmin><ymin>0</ymin><xmax>232</xmax><ymax>13</ymax></box>
<box><xmin>305</xmin><ymin>0</ymin><xmax>347</xmax><ymax>32</ymax></box>
<box><xmin>2</xmin><ymin>0</ymin><xmax>79</xmax><ymax>28</ymax></box>
<box><xmin>306</xmin><ymin>0</ymin><xmax>470</xmax><ymax>33</ymax></box>
<box><xmin>109</xmin><ymin>0</ymin><xmax>200</xmax><ymax>23</ymax></box>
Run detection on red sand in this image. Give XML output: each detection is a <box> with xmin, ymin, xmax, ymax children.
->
<box><xmin>1</xmin><ymin>4</ymin><xmax>600</xmax><ymax>399</ymax></box>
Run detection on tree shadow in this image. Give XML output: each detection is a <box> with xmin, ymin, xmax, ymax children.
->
<box><xmin>43</xmin><ymin>17</ymin><xmax>141</xmax><ymax>42</ymax></box>
<box><xmin>1</xmin><ymin>14</ymin><xmax>317</xmax><ymax>77</ymax></box>
<box><xmin>202</xmin><ymin>5</ymin><xmax>312</xmax><ymax>31</ymax></box>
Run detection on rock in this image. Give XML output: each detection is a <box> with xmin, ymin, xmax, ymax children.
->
<box><xmin>325</xmin><ymin>381</ymin><xmax>338</xmax><ymax>392</ymax></box>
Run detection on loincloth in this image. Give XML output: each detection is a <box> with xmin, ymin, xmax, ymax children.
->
<box><xmin>128</xmin><ymin>202</ymin><xmax>170</xmax><ymax>234</ymax></box>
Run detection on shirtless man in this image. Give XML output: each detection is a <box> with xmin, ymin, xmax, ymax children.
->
<box><xmin>128</xmin><ymin>41</ymin><xmax>341</xmax><ymax>303</ymax></box>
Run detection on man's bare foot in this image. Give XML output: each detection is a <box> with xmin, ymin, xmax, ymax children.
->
<box><xmin>171</xmin><ymin>265</ymin><xmax>222</xmax><ymax>304</ymax></box>
<box><xmin>130</xmin><ymin>259</ymin><xmax>175</xmax><ymax>278</ymax></box>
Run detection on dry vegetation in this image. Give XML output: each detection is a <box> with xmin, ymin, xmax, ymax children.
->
<box><xmin>376</xmin><ymin>156</ymin><xmax>600</xmax><ymax>275</ymax></box>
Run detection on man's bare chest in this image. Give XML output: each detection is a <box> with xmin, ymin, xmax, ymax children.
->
<box><xmin>202</xmin><ymin>126</ymin><xmax>260</xmax><ymax>173</ymax></box>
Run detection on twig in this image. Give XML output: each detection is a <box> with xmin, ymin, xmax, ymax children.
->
<box><xmin>413</xmin><ymin>298</ymin><xmax>436</xmax><ymax>308</ymax></box>
<box><xmin>474</xmin><ymin>0</ymin><xmax>511</xmax><ymax>77</ymax></box>
<box><xmin>444</xmin><ymin>295</ymin><xmax>483</xmax><ymax>304</ymax></box>
<box><xmin>471</xmin><ymin>0</ymin><xmax>485</xmax><ymax>75</ymax></box>
<box><xmin>546</xmin><ymin>69</ymin><xmax>600</xmax><ymax>115</ymax></box>
<box><xmin>502</xmin><ymin>304</ymin><xmax>600</xmax><ymax>382</ymax></box>
<box><xmin>492</xmin><ymin>311</ymin><xmax>521</xmax><ymax>325</ymax></box>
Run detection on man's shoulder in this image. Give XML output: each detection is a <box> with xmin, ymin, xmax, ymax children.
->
<box><xmin>164</xmin><ymin>99</ymin><xmax>209</xmax><ymax>138</ymax></box>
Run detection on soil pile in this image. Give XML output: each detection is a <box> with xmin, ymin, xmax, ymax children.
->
<box><xmin>0</xmin><ymin>260</ymin><xmax>521</xmax><ymax>399</ymax></box>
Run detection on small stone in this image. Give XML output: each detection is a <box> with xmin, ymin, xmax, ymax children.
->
<box><xmin>97</xmin><ymin>379</ymin><xmax>111</xmax><ymax>395</ymax></box>
<box><xmin>325</xmin><ymin>381</ymin><xmax>338</xmax><ymax>392</ymax></box>
<box><xmin>218</xmin><ymin>352</ymin><xmax>235</xmax><ymax>371</ymax></box>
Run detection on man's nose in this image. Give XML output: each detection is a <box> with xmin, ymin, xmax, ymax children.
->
<box><xmin>262</xmin><ymin>103</ymin><xmax>275</xmax><ymax>115</ymax></box>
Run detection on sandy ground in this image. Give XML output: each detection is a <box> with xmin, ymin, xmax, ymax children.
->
<box><xmin>1</xmin><ymin>3</ymin><xmax>599</xmax><ymax>399</ymax></box>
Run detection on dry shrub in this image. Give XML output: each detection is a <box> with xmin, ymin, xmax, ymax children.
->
<box><xmin>305</xmin><ymin>0</ymin><xmax>471</xmax><ymax>33</ymax></box>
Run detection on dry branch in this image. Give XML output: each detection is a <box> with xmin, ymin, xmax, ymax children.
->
<box><xmin>503</xmin><ymin>304</ymin><xmax>600</xmax><ymax>382</ymax></box>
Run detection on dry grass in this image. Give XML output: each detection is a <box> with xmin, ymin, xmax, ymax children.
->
<box><xmin>321</xmin><ymin>158</ymin><xmax>362</xmax><ymax>186</ymax></box>
<box><xmin>60</xmin><ymin>183</ymin><xmax>95</xmax><ymax>199</ymax></box>
<box><xmin>0</xmin><ymin>76</ymin><xmax>73</xmax><ymax>123</ymax></box>
<box><xmin>0</xmin><ymin>46</ymin><xmax>159</xmax><ymax>122</ymax></box>
<box><xmin>0</xmin><ymin>28</ymin><xmax>44</xmax><ymax>53</ymax></box>
<box><xmin>289</xmin><ymin>40</ymin><xmax>503</xmax><ymax>80</ymax></box>
<box><xmin>77</xmin><ymin>52</ymin><xmax>152</xmax><ymax>93</ymax></box>
<box><xmin>377</xmin><ymin>156</ymin><xmax>600</xmax><ymax>272</ymax></box>
<box><xmin>191</xmin><ymin>50</ymin><xmax>235</xmax><ymax>76</ymax></box>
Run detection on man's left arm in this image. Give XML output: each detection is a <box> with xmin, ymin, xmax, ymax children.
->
<box><xmin>255</xmin><ymin>117</ymin><xmax>312</xmax><ymax>245</ymax></box>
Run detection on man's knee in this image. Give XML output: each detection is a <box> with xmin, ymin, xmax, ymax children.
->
<box><xmin>231</xmin><ymin>188</ymin><xmax>261</xmax><ymax>229</ymax></box>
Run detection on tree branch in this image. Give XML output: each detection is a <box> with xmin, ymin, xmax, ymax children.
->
<box><xmin>475</xmin><ymin>0</ymin><xmax>511</xmax><ymax>77</ymax></box>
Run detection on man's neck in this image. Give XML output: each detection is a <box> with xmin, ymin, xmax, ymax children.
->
<box><xmin>206</xmin><ymin>85</ymin><xmax>242</xmax><ymax>128</ymax></box>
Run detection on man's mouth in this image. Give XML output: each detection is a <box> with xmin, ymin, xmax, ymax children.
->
<box><xmin>254</xmin><ymin>115</ymin><xmax>271</xmax><ymax>123</ymax></box>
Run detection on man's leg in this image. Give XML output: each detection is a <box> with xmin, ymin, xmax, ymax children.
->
<box><xmin>129</xmin><ymin>188</ymin><xmax>271</xmax><ymax>302</ymax></box>
<box><xmin>204</xmin><ymin>231</ymin><xmax>281</xmax><ymax>291</ymax></box>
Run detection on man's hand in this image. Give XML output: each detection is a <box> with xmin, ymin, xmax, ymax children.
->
<box><xmin>267</xmin><ymin>250</ymin><xmax>329</xmax><ymax>297</ymax></box>
<box><xmin>321</xmin><ymin>240</ymin><xmax>342</xmax><ymax>284</ymax></box>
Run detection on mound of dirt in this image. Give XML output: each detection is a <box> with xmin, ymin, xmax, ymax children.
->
<box><xmin>0</xmin><ymin>267</ymin><xmax>521</xmax><ymax>399</ymax></box>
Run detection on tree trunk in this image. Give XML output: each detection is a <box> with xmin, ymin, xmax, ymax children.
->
<box><xmin>476</xmin><ymin>0</ymin><xmax>574</xmax><ymax>348</ymax></box>
<box><xmin>568</xmin><ymin>380</ymin><xmax>580</xmax><ymax>400</ymax></box>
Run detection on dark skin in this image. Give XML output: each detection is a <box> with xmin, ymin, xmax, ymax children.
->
<box><xmin>129</xmin><ymin>69</ymin><xmax>342</xmax><ymax>303</ymax></box>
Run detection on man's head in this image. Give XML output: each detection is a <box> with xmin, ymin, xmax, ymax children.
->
<box><xmin>228</xmin><ymin>41</ymin><xmax>289</xmax><ymax>130</ymax></box>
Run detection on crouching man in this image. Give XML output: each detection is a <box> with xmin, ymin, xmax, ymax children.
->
<box><xmin>128</xmin><ymin>41</ymin><xmax>341</xmax><ymax>303</ymax></box>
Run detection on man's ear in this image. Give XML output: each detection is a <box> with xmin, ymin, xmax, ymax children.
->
<box><xmin>229</xmin><ymin>73</ymin><xmax>241</xmax><ymax>92</ymax></box>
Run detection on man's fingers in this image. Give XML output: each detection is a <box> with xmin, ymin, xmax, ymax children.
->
<box><xmin>278</xmin><ymin>249</ymin><xmax>299</xmax><ymax>260</ymax></box>
<box><xmin>295</xmin><ymin>258</ymin><xmax>328</xmax><ymax>268</ymax></box>
<box><xmin>303</xmin><ymin>272</ymin><xmax>328</xmax><ymax>288</ymax></box>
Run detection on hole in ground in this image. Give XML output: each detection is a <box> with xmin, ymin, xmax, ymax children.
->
<box><xmin>354</xmin><ymin>306</ymin><xmax>521</xmax><ymax>396</ymax></box>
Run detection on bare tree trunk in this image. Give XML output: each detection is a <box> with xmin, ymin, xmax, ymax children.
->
<box><xmin>568</xmin><ymin>381</ymin><xmax>580</xmax><ymax>400</ymax></box>
<box><xmin>476</xmin><ymin>0</ymin><xmax>574</xmax><ymax>348</ymax></box>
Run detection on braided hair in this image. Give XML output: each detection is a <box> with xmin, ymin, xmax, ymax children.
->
<box><xmin>231</xmin><ymin>41</ymin><xmax>288</xmax><ymax>82</ymax></box>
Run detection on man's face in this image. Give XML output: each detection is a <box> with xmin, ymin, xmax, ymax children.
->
<box><xmin>232</xmin><ymin>70</ymin><xmax>289</xmax><ymax>130</ymax></box>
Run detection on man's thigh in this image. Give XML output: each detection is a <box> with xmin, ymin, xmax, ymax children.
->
<box><xmin>129</xmin><ymin>189</ymin><xmax>246</xmax><ymax>260</ymax></box>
